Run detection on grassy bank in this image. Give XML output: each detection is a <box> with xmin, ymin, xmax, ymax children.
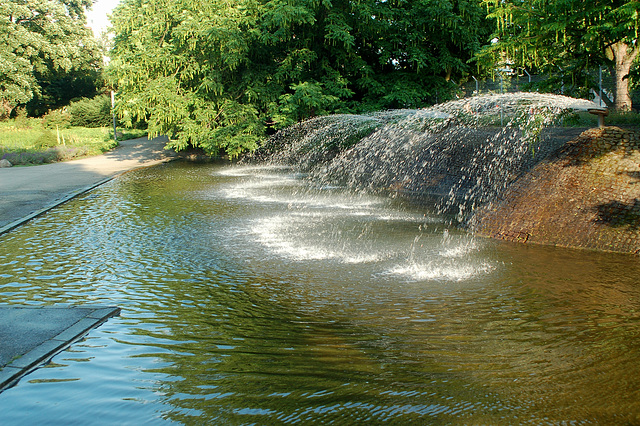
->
<box><xmin>0</xmin><ymin>118</ymin><xmax>147</xmax><ymax>166</ymax></box>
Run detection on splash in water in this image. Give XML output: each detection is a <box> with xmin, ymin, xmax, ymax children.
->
<box><xmin>249</xmin><ymin>93</ymin><xmax>600</xmax><ymax>227</ymax></box>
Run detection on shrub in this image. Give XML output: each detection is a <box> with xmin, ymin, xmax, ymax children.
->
<box><xmin>12</xmin><ymin>107</ymin><xmax>32</xmax><ymax>128</ymax></box>
<box><xmin>563</xmin><ymin>111</ymin><xmax>640</xmax><ymax>127</ymax></box>
<box><xmin>34</xmin><ymin>130</ymin><xmax>58</xmax><ymax>149</ymax></box>
<box><xmin>2</xmin><ymin>150</ymin><xmax>57</xmax><ymax>165</ymax></box>
<box><xmin>1</xmin><ymin>146</ymin><xmax>94</xmax><ymax>165</ymax></box>
<box><xmin>68</xmin><ymin>95</ymin><xmax>112</xmax><ymax>128</ymax></box>
<box><xmin>608</xmin><ymin>111</ymin><xmax>640</xmax><ymax>126</ymax></box>
<box><xmin>42</xmin><ymin>108</ymin><xmax>72</xmax><ymax>129</ymax></box>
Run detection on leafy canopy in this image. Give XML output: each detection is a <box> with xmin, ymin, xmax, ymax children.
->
<box><xmin>0</xmin><ymin>0</ymin><xmax>103</xmax><ymax>118</ymax></box>
<box><xmin>108</xmin><ymin>0</ymin><xmax>491</xmax><ymax>157</ymax></box>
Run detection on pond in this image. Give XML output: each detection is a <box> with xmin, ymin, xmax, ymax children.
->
<box><xmin>1</xmin><ymin>161</ymin><xmax>639</xmax><ymax>424</ymax></box>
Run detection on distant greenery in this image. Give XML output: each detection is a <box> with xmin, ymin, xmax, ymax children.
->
<box><xmin>107</xmin><ymin>0</ymin><xmax>493</xmax><ymax>157</ymax></box>
<box><xmin>0</xmin><ymin>0</ymin><xmax>103</xmax><ymax>118</ymax></box>
<box><xmin>40</xmin><ymin>95</ymin><xmax>113</xmax><ymax>129</ymax></box>
<box><xmin>0</xmin><ymin>117</ymin><xmax>145</xmax><ymax>165</ymax></box>
<box><xmin>563</xmin><ymin>111</ymin><xmax>640</xmax><ymax>127</ymax></box>
<box><xmin>478</xmin><ymin>0</ymin><xmax>639</xmax><ymax>111</ymax></box>
<box><xmin>3</xmin><ymin>0</ymin><xmax>638</xmax><ymax>160</ymax></box>
<box><xmin>67</xmin><ymin>95</ymin><xmax>113</xmax><ymax>128</ymax></box>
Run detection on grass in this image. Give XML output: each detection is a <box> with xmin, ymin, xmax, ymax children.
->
<box><xmin>0</xmin><ymin>118</ymin><xmax>147</xmax><ymax>166</ymax></box>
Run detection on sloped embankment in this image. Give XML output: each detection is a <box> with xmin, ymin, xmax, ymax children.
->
<box><xmin>476</xmin><ymin>127</ymin><xmax>640</xmax><ymax>255</ymax></box>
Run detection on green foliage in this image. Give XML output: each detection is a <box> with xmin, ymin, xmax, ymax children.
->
<box><xmin>41</xmin><ymin>95</ymin><xmax>112</xmax><ymax>130</ymax></box>
<box><xmin>564</xmin><ymin>110</ymin><xmax>640</xmax><ymax>127</ymax></box>
<box><xmin>0</xmin><ymin>118</ymin><xmax>126</xmax><ymax>165</ymax></box>
<box><xmin>108</xmin><ymin>0</ymin><xmax>492</xmax><ymax>157</ymax></box>
<box><xmin>26</xmin><ymin>70</ymin><xmax>104</xmax><ymax>117</ymax></box>
<box><xmin>12</xmin><ymin>107</ymin><xmax>31</xmax><ymax>129</ymax></box>
<box><xmin>117</xmin><ymin>128</ymin><xmax>147</xmax><ymax>141</ymax></box>
<box><xmin>477</xmin><ymin>0</ymin><xmax>640</xmax><ymax>110</ymax></box>
<box><xmin>34</xmin><ymin>130</ymin><xmax>57</xmax><ymax>149</ymax></box>
<box><xmin>1</xmin><ymin>145</ymin><xmax>104</xmax><ymax>165</ymax></box>
<box><xmin>0</xmin><ymin>0</ymin><xmax>103</xmax><ymax>117</ymax></box>
<box><xmin>607</xmin><ymin>111</ymin><xmax>640</xmax><ymax>126</ymax></box>
<box><xmin>42</xmin><ymin>109</ymin><xmax>72</xmax><ymax>129</ymax></box>
<box><xmin>326</xmin><ymin>121</ymin><xmax>380</xmax><ymax>153</ymax></box>
<box><xmin>68</xmin><ymin>95</ymin><xmax>112</xmax><ymax>128</ymax></box>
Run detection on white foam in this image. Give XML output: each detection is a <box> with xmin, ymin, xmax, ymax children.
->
<box><xmin>385</xmin><ymin>260</ymin><xmax>494</xmax><ymax>282</ymax></box>
<box><xmin>438</xmin><ymin>237</ymin><xmax>478</xmax><ymax>258</ymax></box>
<box><xmin>215</xmin><ymin>165</ymin><xmax>294</xmax><ymax>177</ymax></box>
<box><xmin>252</xmin><ymin>216</ymin><xmax>384</xmax><ymax>263</ymax></box>
<box><xmin>221</xmin><ymin>181</ymin><xmax>388</xmax><ymax>212</ymax></box>
<box><xmin>217</xmin><ymin>165</ymin><xmax>494</xmax><ymax>281</ymax></box>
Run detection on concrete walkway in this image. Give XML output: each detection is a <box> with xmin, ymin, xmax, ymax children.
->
<box><xmin>0</xmin><ymin>135</ymin><xmax>177</xmax><ymax>232</ymax></box>
<box><xmin>0</xmin><ymin>306</ymin><xmax>120</xmax><ymax>392</ymax></box>
<box><xmin>0</xmin><ymin>135</ymin><xmax>176</xmax><ymax>393</ymax></box>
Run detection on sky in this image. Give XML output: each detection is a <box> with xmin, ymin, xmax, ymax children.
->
<box><xmin>85</xmin><ymin>0</ymin><xmax>121</xmax><ymax>36</ymax></box>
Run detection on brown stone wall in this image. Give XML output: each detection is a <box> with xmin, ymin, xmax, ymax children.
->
<box><xmin>475</xmin><ymin>127</ymin><xmax>640</xmax><ymax>255</ymax></box>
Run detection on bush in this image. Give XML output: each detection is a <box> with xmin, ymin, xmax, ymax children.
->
<box><xmin>12</xmin><ymin>107</ymin><xmax>32</xmax><ymax>128</ymax></box>
<box><xmin>563</xmin><ymin>111</ymin><xmax>640</xmax><ymax>127</ymax></box>
<box><xmin>34</xmin><ymin>130</ymin><xmax>58</xmax><ymax>149</ymax></box>
<box><xmin>42</xmin><ymin>108</ymin><xmax>72</xmax><ymax>129</ymax></box>
<box><xmin>608</xmin><ymin>111</ymin><xmax>640</xmax><ymax>126</ymax></box>
<box><xmin>2</xmin><ymin>149</ymin><xmax>57</xmax><ymax>165</ymax></box>
<box><xmin>68</xmin><ymin>95</ymin><xmax>112</xmax><ymax>127</ymax></box>
<box><xmin>1</xmin><ymin>146</ymin><xmax>93</xmax><ymax>165</ymax></box>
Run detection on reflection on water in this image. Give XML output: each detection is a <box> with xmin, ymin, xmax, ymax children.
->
<box><xmin>1</xmin><ymin>161</ymin><xmax>639</xmax><ymax>424</ymax></box>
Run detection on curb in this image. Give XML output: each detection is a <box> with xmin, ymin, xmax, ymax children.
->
<box><xmin>0</xmin><ymin>305</ymin><xmax>121</xmax><ymax>393</ymax></box>
<box><xmin>0</xmin><ymin>176</ymin><xmax>115</xmax><ymax>236</ymax></box>
<box><xmin>0</xmin><ymin>156</ymin><xmax>178</xmax><ymax>237</ymax></box>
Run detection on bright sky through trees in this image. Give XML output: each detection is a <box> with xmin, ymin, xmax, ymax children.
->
<box><xmin>86</xmin><ymin>0</ymin><xmax>120</xmax><ymax>36</ymax></box>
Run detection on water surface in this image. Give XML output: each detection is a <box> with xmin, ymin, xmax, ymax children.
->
<box><xmin>1</xmin><ymin>161</ymin><xmax>639</xmax><ymax>424</ymax></box>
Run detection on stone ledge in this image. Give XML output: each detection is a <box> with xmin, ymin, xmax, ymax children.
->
<box><xmin>475</xmin><ymin>127</ymin><xmax>640</xmax><ymax>255</ymax></box>
<box><xmin>0</xmin><ymin>305</ymin><xmax>120</xmax><ymax>393</ymax></box>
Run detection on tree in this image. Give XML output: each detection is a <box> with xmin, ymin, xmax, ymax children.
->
<box><xmin>107</xmin><ymin>0</ymin><xmax>491</xmax><ymax>157</ymax></box>
<box><xmin>361</xmin><ymin>0</ymin><xmax>491</xmax><ymax>107</ymax></box>
<box><xmin>478</xmin><ymin>0</ymin><xmax>639</xmax><ymax>111</ymax></box>
<box><xmin>0</xmin><ymin>0</ymin><xmax>102</xmax><ymax>118</ymax></box>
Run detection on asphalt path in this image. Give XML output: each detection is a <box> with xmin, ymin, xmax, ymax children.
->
<box><xmin>0</xmin><ymin>135</ymin><xmax>176</xmax><ymax>231</ymax></box>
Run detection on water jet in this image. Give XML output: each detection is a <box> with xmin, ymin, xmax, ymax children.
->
<box><xmin>1</xmin><ymin>137</ymin><xmax>639</xmax><ymax>422</ymax></box>
<box><xmin>250</xmin><ymin>93</ymin><xmax>639</xmax><ymax>254</ymax></box>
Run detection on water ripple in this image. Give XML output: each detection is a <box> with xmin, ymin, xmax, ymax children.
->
<box><xmin>0</xmin><ymin>162</ymin><xmax>639</xmax><ymax>424</ymax></box>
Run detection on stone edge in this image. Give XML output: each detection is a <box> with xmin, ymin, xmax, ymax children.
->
<box><xmin>0</xmin><ymin>305</ymin><xmax>121</xmax><ymax>393</ymax></box>
<box><xmin>0</xmin><ymin>156</ymin><xmax>178</xmax><ymax>237</ymax></box>
<box><xmin>0</xmin><ymin>177</ymin><xmax>115</xmax><ymax>236</ymax></box>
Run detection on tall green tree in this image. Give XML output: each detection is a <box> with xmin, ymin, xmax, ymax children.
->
<box><xmin>478</xmin><ymin>0</ymin><xmax>639</xmax><ymax>111</ymax></box>
<box><xmin>108</xmin><ymin>0</ymin><xmax>490</xmax><ymax>157</ymax></box>
<box><xmin>0</xmin><ymin>0</ymin><xmax>102</xmax><ymax>118</ymax></box>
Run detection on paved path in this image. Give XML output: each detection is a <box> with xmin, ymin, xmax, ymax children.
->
<box><xmin>0</xmin><ymin>135</ymin><xmax>176</xmax><ymax>232</ymax></box>
<box><xmin>0</xmin><ymin>135</ymin><xmax>174</xmax><ymax>393</ymax></box>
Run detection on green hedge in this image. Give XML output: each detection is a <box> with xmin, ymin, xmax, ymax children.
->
<box><xmin>68</xmin><ymin>95</ymin><xmax>112</xmax><ymax>128</ymax></box>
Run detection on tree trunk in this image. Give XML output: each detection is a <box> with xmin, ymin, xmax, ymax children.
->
<box><xmin>611</xmin><ymin>41</ymin><xmax>639</xmax><ymax>112</ymax></box>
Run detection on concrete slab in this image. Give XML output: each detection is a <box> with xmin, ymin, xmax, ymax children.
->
<box><xmin>0</xmin><ymin>305</ymin><xmax>120</xmax><ymax>393</ymax></box>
